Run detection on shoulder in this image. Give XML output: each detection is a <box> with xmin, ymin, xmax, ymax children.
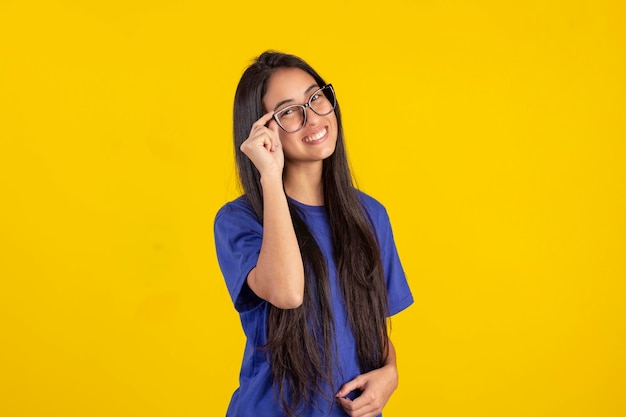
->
<box><xmin>214</xmin><ymin>195</ymin><xmax>262</xmax><ymax>233</ymax></box>
<box><xmin>215</xmin><ymin>195</ymin><xmax>257</xmax><ymax>221</ymax></box>
<box><xmin>355</xmin><ymin>189</ymin><xmax>389</xmax><ymax>220</ymax></box>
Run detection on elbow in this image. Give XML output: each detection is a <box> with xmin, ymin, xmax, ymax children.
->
<box><xmin>248</xmin><ymin>266</ymin><xmax>304</xmax><ymax>309</ymax></box>
<box><xmin>268</xmin><ymin>266</ymin><xmax>305</xmax><ymax>309</ymax></box>
<box><xmin>271</xmin><ymin>290</ymin><xmax>304</xmax><ymax>310</ymax></box>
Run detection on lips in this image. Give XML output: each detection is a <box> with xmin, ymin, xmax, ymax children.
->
<box><xmin>302</xmin><ymin>127</ymin><xmax>327</xmax><ymax>143</ymax></box>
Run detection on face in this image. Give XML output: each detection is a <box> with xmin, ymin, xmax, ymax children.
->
<box><xmin>263</xmin><ymin>67</ymin><xmax>338</xmax><ymax>168</ymax></box>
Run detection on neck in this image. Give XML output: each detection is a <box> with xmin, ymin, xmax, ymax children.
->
<box><xmin>283</xmin><ymin>162</ymin><xmax>324</xmax><ymax>206</ymax></box>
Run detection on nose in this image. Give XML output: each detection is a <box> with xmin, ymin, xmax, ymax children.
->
<box><xmin>303</xmin><ymin>104</ymin><xmax>322</xmax><ymax>126</ymax></box>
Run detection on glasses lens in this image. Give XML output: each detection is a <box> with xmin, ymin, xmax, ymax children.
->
<box><xmin>275</xmin><ymin>106</ymin><xmax>306</xmax><ymax>133</ymax></box>
<box><xmin>310</xmin><ymin>85</ymin><xmax>336</xmax><ymax>116</ymax></box>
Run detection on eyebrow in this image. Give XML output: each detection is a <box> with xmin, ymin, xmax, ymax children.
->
<box><xmin>273</xmin><ymin>84</ymin><xmax>320</xmax><ymax>111</ymax></box>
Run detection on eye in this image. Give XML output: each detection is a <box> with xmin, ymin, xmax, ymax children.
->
<box><xmin>278</xmin><ymin>107</ymin><xmax>297</xmax><ymax>119</ymax></box>
<box><xmin>310</xmin><ymin>92</ymin><xmax>320</xmax><ymax>102</ymax></box>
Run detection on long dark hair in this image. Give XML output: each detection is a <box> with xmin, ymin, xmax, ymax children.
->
<box><xmin>233</xmin><ymin>51</ymin><xmax>390</xmax><ymax>416</ymax></box>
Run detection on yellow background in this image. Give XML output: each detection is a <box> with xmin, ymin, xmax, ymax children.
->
<box><xmin>1</xmin><ymin>0</ymin><xmax>624</xmax><ymax>416</ymax></box>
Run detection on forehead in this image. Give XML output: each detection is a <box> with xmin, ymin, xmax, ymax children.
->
<box><xmin>263</xmin><ymin>68</ymin><xmax>318</xmax><ymax>109</ymax></box>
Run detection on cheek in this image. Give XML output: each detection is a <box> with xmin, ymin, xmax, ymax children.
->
<box><xmin>330</xmin><ymin>116</ymin><xmax>339</xmax><ymax>139</ymax></box>
<box><xmin>278</xmin><ymin>131</ymin><xmax>293</xmax><ymax>146</ymax></box>
<box><xmin>278</xmin><ymin>133</ymin><xmax>299</xmax><ymax>156</ymax></box>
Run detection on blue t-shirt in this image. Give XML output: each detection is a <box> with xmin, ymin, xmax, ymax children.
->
<box><xmin>214</xmin><ymin>191</ymin><xmax>413</xmax><ymax>417</ymax></box>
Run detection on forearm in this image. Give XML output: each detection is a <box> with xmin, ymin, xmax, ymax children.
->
<box><xmin>383</xmin><ymin>338</ymin><xmax>399</xmax><ymax>388</ymax></box>
<box><xmin>247</xmin><ymin>174</ymin><xmax>305</xmax><ymax>309</ymax></box>
<box><xmin>385</xmin><ymin>338</ymin><xmax>397</xmax><ymax>367</ymax></box>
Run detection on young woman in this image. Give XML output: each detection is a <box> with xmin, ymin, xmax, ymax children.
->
<box><xmin>214</xmin><ymin>51</ymin><xmax>413</xmax><ymax>417</ymax></box>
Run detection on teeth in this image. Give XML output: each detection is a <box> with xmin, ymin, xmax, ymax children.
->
<box><xmin>303</xmin><ymin>127</ymin><xmax>326</xmax><ymax>142</ymax></box>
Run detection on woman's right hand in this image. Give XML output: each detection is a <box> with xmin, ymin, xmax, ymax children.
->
<box><xmin>239</xmin><ymin>111</ymin><xmax>284</xmax><ymax>179</ymax></box>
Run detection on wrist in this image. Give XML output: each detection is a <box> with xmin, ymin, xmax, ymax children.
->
<box><xmin>381</xmin><ymin>362</ymin><xmax>398</xmax><ymax>385</ymax></box>
<box><xmin>260</xmin><ymin>169</ymin><xmax>283</xmax><ymax>185</ymax></box>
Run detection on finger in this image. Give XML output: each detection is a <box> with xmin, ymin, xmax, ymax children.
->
<box><xmin>267</xmin><ymin>117</ymin><xmax>280</xmax><ymax>133</ymax></box>
<box><xmin>268</xmin><ymin>131</ymin><xmax>281</xmax><ymax>152</ymax></box>
<box><xmin>337</xmin><ymin>396</ymin><xmax>354</xmax><ymax>411</ymax></box>
<box><xmin>263</xmin><ymin>119</ymin><xmax>281</xmax><ymax>151</ymax></box>
<box><xmin>337</xmin><ymin>397</ymin><xmax>376</xmax><ymax>417</ymax></box>
<box><xmin>262</xmin><ymin>134</ymin><xmax>272</xmax><ymax>152</ymax></box>
<box><xmin>348</xmin><ymin>395</ymin><xmax>373</xmax><ymax>413</ymax></box>
<box><xmin>336</xmin><ymin>377</ymin><xmax>363</xmax><ymax>398</ymax></box>
<box><xmin>338</xmin><ymin>394</ymin><xmax>371</xmax><ymax>414</ymax></box>
<box><xmin>251</xmin><ymin>111</ymin><xmax>276</xmax><ymax>129</ymax></box>
<box><xmin>240</xmin><ymin>129</ymin><xmax>272</xmax><ymax>154</ymax></box>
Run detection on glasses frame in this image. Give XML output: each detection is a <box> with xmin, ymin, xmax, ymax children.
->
<box><xmin>272</xmin><ymin>84</ymin><xmax>336</xmax><ymax>133</ymax></box>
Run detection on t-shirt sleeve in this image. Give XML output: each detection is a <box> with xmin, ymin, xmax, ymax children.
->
<box><xmin>364</xmin><ymin>196</ymin><xmax>414</xmax><ymax>316</ymax></box>
<box><xmin>214</xmin><ymin>201</ymin><xmax>264</xmax><ymax>313</ymax></box>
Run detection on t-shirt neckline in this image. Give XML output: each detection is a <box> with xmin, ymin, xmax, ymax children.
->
<box><xmin>287</xmin><ymin>196</ymin><xmax>326</xmax><ymax>214</ymax></box>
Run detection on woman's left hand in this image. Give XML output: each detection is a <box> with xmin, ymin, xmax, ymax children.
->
<box><xmin>335</xmin><ymin>363</ymin><xmax>398</xmax><ymax>417</ymax></box>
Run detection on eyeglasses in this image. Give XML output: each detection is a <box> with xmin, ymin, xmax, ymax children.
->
<box><xmin>272</xmin><ymin>84</ymin><xmax>336</xmax><ymax>133</ymax></box>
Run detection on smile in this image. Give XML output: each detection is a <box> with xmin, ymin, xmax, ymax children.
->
<box><xmin>302</xmin><ymin>127</ymin><xmax>328</xmax><ymax>143</ymax></box>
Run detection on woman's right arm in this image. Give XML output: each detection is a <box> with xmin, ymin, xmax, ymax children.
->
<box><xmin>239</xmin><ymin>112</ymin><xmax>304</xmax><ymax>309</ymax></box>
